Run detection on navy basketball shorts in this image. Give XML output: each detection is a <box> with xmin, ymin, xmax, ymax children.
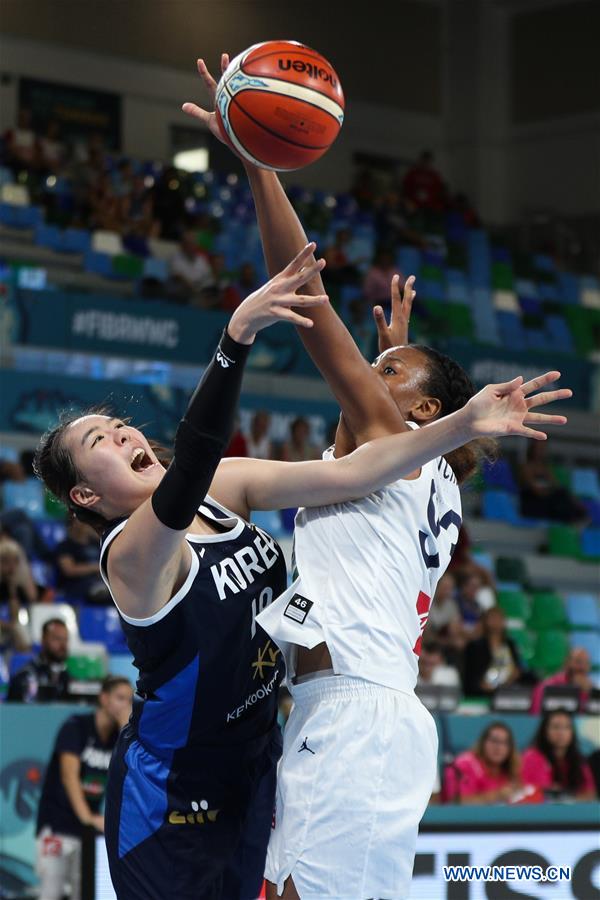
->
<box><xmin>105</xmin><ymin>728</ymin><xmax>281</xmax><ymax>900</ymax></box>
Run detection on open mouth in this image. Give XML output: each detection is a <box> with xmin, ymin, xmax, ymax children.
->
<box><xmin>130</xmin><ymin>447</ymin><xmax>154</xmax><ymax>473</ymax></box>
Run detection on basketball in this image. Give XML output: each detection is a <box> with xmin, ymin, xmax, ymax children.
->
<box><xmin>214</xmin><ymin>40</ymin><xmax>345</xmax><ymax>171</ymax></box>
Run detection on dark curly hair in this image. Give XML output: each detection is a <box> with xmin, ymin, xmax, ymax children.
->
<box><xmin>413</xmin><ymin>344</ymin><xmax>497</xmax><ymax>484</ymax></box>
<box><xmin>33</xmin><ymin>406</ymin><xmax>169</xmax><ymax>533</ymax></box>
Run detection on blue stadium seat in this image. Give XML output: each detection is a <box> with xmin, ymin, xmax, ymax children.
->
<box><xmin>35</xmin><ymin>519</ymin><xmax>67</xmax><ymax>551</ymax></box>
<box><xmin>35</xmin><ymin>222</ymin><xmax>63</xmax><ymax>250</ymax></box>
<box><xmin>566</xmin><ymin>594</ymin><xmax>600</xmax><ymax>630</ymax></box>
<box><xmin>572</xmin><ymin>468</ymin><xmax>600</xmax><ymax>501</ymax></box>
<box><xmin>79</xmin><ymin>606</ymin><xmax>128</xmax><ymax>652</ymax></box>
<box><xmin>9</xmin><ymin>652</ymin><xmax>34</xmax><ymax>677</ymax></box>
<box><xmin>0</xmin><ymin>202</ymin><xmax>18</xmax><ymax>226</ymax></box>
<box><xmin>63</xmin><ymin>227</ymin><xmax>91</xmax><ymax>254</ymax></box>
<box><xmin>13</xmin><ymin>205</ymin><xmax>43</xmax><ymax>228</ymax></box>
<box><xmin>250</xmin><ymin>510</ymin><xmax>285</xmax><ymax>539</ymax></box>
<box><xmin>142</xmin><ymin>257</ymin><xmax>169</xmax><ymax>282</ymax></box>
<box><xmin>2</xmin><ymin>479</ymin><xmax>45</xmax><ymax>518</ymax></box>
<box><xmin>581</xmin><ymin>528</ymin><xmax>600</xmax><ymax>559</ymax></box>
<box><xmin>83</xmin><ymin>249</ymin><xmax>113</xmax><ymax>277</ymax></box>
<box><xmin>396</xmin><ymin>247</ymin><xmax>421</xmax><ymax>280</ymax></box>
<box><xmin>569</xmin><ymin>631</ymin><xmax>600</xmax><ymax>668</ymax></box>
<box><xmin>481</xmin><ymin>459</ymin><xmax>517</xmax><ymax>493</ymax></box>
<box><xmin>482</xmin><ymin>490</ymin><xmax>521</xmax><ymax>525</ymax></box>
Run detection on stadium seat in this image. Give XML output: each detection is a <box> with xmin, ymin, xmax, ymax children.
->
<box><xmin>569</xmin><ymin>631</ymin><xmax>600</xmax><ymax>668</ymax></box>
<box><xmin>528</xmin><ymin>591</ymin><xmax>567</xmax><ymax>631</ymax></box>
<box><xmin>508</xmin><ymin>629</ymin><xmax>535</xmax><ymax>664</ymax></box>
<box><xmin>482</xmin><ymin>490</ymin><xmax>521</xmax><ymax>525</ymax></box>
<box><xmin>91</xmin><ymin>229</ymin><xmax>124</xmax><ymax>256</ymax></box>
<box><xmin>572</xmin><ymin>468</ymin><xmax>600</xmax><ymax>500</ymax></box>
<box><xmin>9</xmin><ymin>652</ymin><xmax>34</xmax><ymax>677</ymax></box>
<box><xmin>63</xmin><ymin>227</ymin><xmax>91</xmax><ymax>254</ymax></box>
<box><xmin>497</xmin><ymin>590</ymin><xmax>530</xmax><ymax>623</ymax></box>
<box><xmin>580</xmin><ymin>528</ymin><xmax>600</xmax><ymax>560</ymax></box>
<box><xmin>0</xmin><ymin>183</ymin><xmax>30</xmax><ymax>205</ymax></box>
<box><xmin>83</xmin><ymin>249</ymin><xmax>114</xmax><ymax>277</ymax></box>
<box><xmin>13</xmin><ymin>205</ymin><xmax>43</xmax><ymax>228</ymax></box>
<box><xmin>142</xmin><ymin>256</ymin><xmax>169</xmax><ymax>282</ymax></box>
<box><xmin>2</xmin><ymin>479</ymin><xmax>45</xmax><ymax>518</ymax></box>
<box><xmin>79</xmin><ymin>606</ymin><xmax>128</xmax><ymax>652</ymax></box>
<box><xmin>148</xmin><ymin>237</ymin><xmax>178</xmax><ymax>260</ymax></box>
<box><xmin>495</xmin><ymin>556</ymin><xmax>527</xmax><ymax>584</ymax></box>
<box><xmin>482</xmin><ymin>459</ymin><xmax>518</xmax><ymax>493</ymax></box>
<box><xmin>29</xmin><ymin>602</ymin><xmax>80</xmax><ymax>645</ymax></box>
<box><xmin>250</xmin><ymin>510</ymin><xmax>285</xmax><ymax>539</ymax></box>
<box><xmin>547</xmin><ymin>524</ymin><xmax>580</xmax><ymax>558</ymax></box>
<box><xmin>34</xmin><ymin>519</ymin><xmax>67</xmax><ymax>551</ymax></box>
<box><xmin>67</xmin><ymin>654</ymin><xmax>107</xmax><ymax>680</ymax></box>
<box><xmin>565</xmin><ymin>594</ymin><xmax>600</xmax><ymax>630</ymax></box>
<box><xmin>532</xmin><ymin>630</ymin><xmax>569</xmax><ymax>675</ymax></box>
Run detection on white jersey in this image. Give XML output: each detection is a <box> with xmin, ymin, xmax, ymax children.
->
<box><xmin>257</xmin><ymin>434</ymin><xmax>462</xmax><ymax>693</ymax></box>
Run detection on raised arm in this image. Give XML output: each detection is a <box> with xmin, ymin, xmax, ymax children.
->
<box><xmin>183</xmin><ymin>57</ymin><xmax>408</xmax><ymax>445</ymax></box>
<box><xmin>107</xmin><ymin>246</ymin><xmax>326</xmax><ymax>618</ymax></box>
<box><xmin>210</xmin><ymin>373</ymin><xmax>570</xmax><ymax>514</ymax></box>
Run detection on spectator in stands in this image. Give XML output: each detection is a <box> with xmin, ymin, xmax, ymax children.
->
<box><xmin>402</xmin><ymin>150</ymin><xmax>446</xmax><ymax>212</ymax></box>
<box><xmin>449</xmin><ymin>192</ymin><xmax>480</xmax><ymax>228</ymax></box>
<box><xmin>89</xmin><ymin>172</ymin><xmax>124</xmax><ymax>234</ymax></box>
<box><xmin>4</xmin><ymin>108</ymin><xmax>37</xmax><ymax>172</ymax></box>
<box><xmin>0</xmin><ymin>538</ymin><xmax>34</xmax><ymax>652</ymax></box>
<box><xmin>6</xmin><ymin>618</ymin><xmax>70</xmax><ymax>703</ymax></box>
<box><xmin>455</xmin><ymin>570</ymin><xmax>485</xmax><ymax>633</ymax></box>
<box><xmin>122</xmin><ymin>174</ymin><xmax>159</xmax><ymax>241</ymax></box>
<box><xmin>152</xmin><ymin>165</ymin><xmax>186</xmax><ymax>239</ymax></box>
<box><xmin>112</xmin><ymin>158</ymin><xmax>134</xmax><ymax>198</ymax></box>
<box><xmin>0</xmin><ymin>536</ymin><xmax>39</xmax><ymax>607</ymax></box>
<box><xmin>281</xmin><ymin>416</ymin><xmax>320</xmax><ymax>462</ymax></box>
<box><xmin>587</xmin><ymin>748</ymin><xmax>600</xmax><ymax>798</ymax></box>
<box><xmin>417</xmin><ymin>640</ymin><xmax>460</xmax><ymax>688</ymax></box>
<box><xmin>323</xmin><ymin>229</ymin><xmax>361</xmax><ymax>288</ymax></box>
<box><xmin>221</xmin><ymin>261</ymin><xmax>259</xmax><ymax>312</ymax></box>
<box><xmin>363</xmin><ymin>247</ymin><xmax>401</xmax><ymax>313</ymax></box>
<box><xmin>36</xmin><ymin>675</ymin><xmax>133</xmax><ymax>900</ymax></box>
<box><xmin>374</xmin><ymin>189</ymin><xmax>426</xmax><ymax>249</ymax></box>
<box><xmin>0</xmin><ymin>507</ymin><xmax>53</xmax><ymax>562</ymax></box>
<box><xmin>530</xmin><ymin>647</ymin><xmax>593</xmax><ymax>714</ymax></box>
<box><xmin>463</xmin><ymin>607</ymin><xmax>522</xmax><ymax>697</ymax></box>
<box><xmin>39</xmin><ymin>120</ymin><xmax>66</xmax><ymax>175</ymax></box>
<box><xmin>246</xmin><ymin>410</ymin><xmax>273</xmax><ymax>460</ymax></box>
<box><xmin>443</xmin><ymin>721</ymin><xmax>521</xmax><ymax>804</ymax></box>
<box><xmin>222</xmin><ymin>416</ymin><xmax>248</xmax><ymax>458</ymax></box>
<box><xmin>55</xmin><ymin>519</ymin><xmax>110</xmax><ymax>605</ymax></box>
<box><xmin>521</xmin><ymin>710</ymin><xmax>595</xmax><ymax>801</ymax></box>
<box><xmin>168</xmin><ymin>230</ymin><xmax>215</xmax><ymax>305</ymax></box>
<box><xmin>518</xmin><ymin>441</ymin><xmax>589</xmax><ymax>525</ymax></box>
<box><xmin>427</xmin><ymin>572</ymin><xmax>466</xmax><ymax>657</ymax></box>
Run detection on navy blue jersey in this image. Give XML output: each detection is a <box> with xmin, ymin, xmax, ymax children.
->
<box><xmin>37</xmin><ymin>714</ymin><xmax>116</xmax><ymax>838</ymax></box>
<box><xmin>99</xmin><ymin>496</ymin><xmax>287</xmax><ymax>754</ymax></box>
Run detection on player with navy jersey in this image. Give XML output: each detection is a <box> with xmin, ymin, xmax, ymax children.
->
<box><xmin>183</xmin><ymin>54</ymin><xmax>573</xmax><ymax>899</ymax></box>
<box><xmin>35</xmin><ymin>237</ymin><xmax>565</xmax><ymax>900</ymax></box>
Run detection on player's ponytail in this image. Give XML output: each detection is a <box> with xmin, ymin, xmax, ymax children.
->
<box><xmin>413</xmin><ymin>345</ymin><xmax>497</xmax><ymax>484</ymax></box>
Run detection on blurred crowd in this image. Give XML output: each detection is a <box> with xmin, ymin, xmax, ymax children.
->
<box><xmin>2</xmin><ymin>113</ymin><xmax>482</xmax><ymax>319</ymax></box>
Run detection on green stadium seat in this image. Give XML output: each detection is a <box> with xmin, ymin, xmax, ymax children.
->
<box><xmin>551</xmin><ymin>465</ymin><xmax>571</xmax><ymax>490</ymax></box>
<box><xmin>498</xmin><ymin>590</ymin><xmax>530</xmax><ymax>622</ymax></box>
<box><xmin>532</xmin><ymin>630</ymin><xmax>570</xmax><ymax>676</ymax></box>
<box><xmin>528</xmin><ymin>591</ymin><xmax>567</xmax><ymax>631</ymax></box>
<box><xmin>113</xmin><ymin>254</ymin><xmax>144</xmax><ymax>279</ymax></box>
<box><xmin>508</xmin><ymin>628</ymin><xmax>535</xmax><ymax>664</ymax></box>
<box><xmin>495</xmin><ymin>556</ymin><xmax>527</xmax><ymax>584</ymax></box>
<box><xmin>547</xmin><ymin>524</ymin><xmax>580</xmax><ymax>558</ymax></box>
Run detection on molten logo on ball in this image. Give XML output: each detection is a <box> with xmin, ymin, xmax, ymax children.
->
<box><xmin>277</xmin><ymin>59</ymin><xmax>338</xmax><ymax>88</ymax></box>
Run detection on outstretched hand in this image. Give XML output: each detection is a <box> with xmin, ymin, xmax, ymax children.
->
<box><xmin>464</xmin><ymin>371</ymin><xmax>571</xmax><ymax>440</ymax></box>
<box><xmin>373</xmin><ymin>275</ymin><xmax>416</xmax><ymax>353</ymax></box>
<box><xmin>182</xmin><ymin>55</ymin><xmax>232</xmax><ymax>146</ymax></box>
<box><xmin>228</xmin><ymin>243</ymin><xmax>328</xmax><ymax>343</ymax></box>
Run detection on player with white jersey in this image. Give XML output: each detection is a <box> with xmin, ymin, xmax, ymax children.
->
<box><xmin>184</xmin><ymin>55</ymin><xmax>572</xmax><ymax>899</ymax></box>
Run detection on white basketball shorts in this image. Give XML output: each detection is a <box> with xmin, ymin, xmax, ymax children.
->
<box><xmin>265</xmin><ymin>674</ymin><xmax>438</xmax><ymax>899</ymax></box>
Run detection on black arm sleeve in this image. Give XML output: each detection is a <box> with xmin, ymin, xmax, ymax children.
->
<box><xmin>151</xmin><ymin>328</ymin><xmax>251</xmax><ymax>530</ymax></box>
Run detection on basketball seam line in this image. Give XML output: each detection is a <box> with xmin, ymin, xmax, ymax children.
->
<box><xmin>230</xmin><ymin>95</ymin><xmax>335</xmax><ymax>152</ymax></box>
<box><xmin>232</xmin><ymin>72</ymin><xmax>344</xmax><ymax>109</ymax></box>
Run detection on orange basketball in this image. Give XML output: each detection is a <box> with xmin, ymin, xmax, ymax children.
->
<box><xmin>215</xmin><ymin>40</ymin><xmax>345</xmax><ymax>171</ymax></box>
